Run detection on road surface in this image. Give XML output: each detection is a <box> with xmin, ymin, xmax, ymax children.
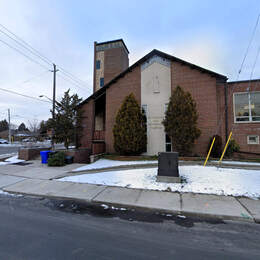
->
<box><xmin>0</xmin><ymin>194</ymin><xmax>259</xmax><ymax>259</ymax></box>
<box><xmin>0</xmin><ymin>145</ymin><xmax>20</xmax><ymax>155</ymax></box>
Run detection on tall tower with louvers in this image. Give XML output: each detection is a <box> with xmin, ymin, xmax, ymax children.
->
<box><xmin>93</xmin><ymin>39</ymin><xmax>129</xmax><ymax>93</ymax></box>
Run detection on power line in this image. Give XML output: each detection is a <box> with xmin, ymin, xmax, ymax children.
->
<box><xmin>57</xmin><ymin>73</ymin><xmax>87</xmax><ymax>91</ymax></box>
<box><xmin>0</xmin><ymin>37</ymin><xmax>50</xmax><ymax>70</ymax></box>
<box><xmin>0</xmin><ymin>23</ymin><xmax>92</xmax><ymax>92</ymax></box>
<box><xmin>237</xmin><ymin>13</ymin><xmax>260</xmax><ymax>77</ymax></box>
<box><xmin>8</xmin><ymin>70</ymin><xmax>50</xmax><ymax>89</ymax></box>
<box><xmin>0</xmin><ymin>26</ymin><xmax>52</xmax><ymax>66</ymax></box>
<box><xmin>58</xmin><ymin>66</ymin><xmax>90</xmax><ymax>86</ymax></box>
<box><xmin>0</xmin><ymin>87</ymin><xmax>51</xmax><ymax>103</ymax></box>
<box><xmin>0</xmin><ymin>35</ymin><xmax>90</xmax><ymax>94</ymax></box>
<box><xmin>215</xmin><ymin>14</ymin><xmax>260</xmax><ymax>136</ymax></box>
<box><xmin>249</xmin><ymin>45</ymin><xmax>260</xmax><ymax>84</ymax></box>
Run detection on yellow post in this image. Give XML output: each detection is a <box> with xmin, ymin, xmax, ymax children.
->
<box><xmin>219</xmin><ymin>131</ymin><xmax>233</xmax><ymax>163</ymax></box>
<box><xmin>204</xmin><ymin>137</ymin><xmax>215</xmax><ymax>166</ymax></box>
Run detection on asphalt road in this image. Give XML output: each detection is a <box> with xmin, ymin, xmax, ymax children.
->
<box><xmin>0</xmin><ymin>194</ymin><xmax>259</xmax><ymax>259</ymax></box>
<box><xmin>0</xmin><ymin>145</ymin><xmax>20</xmax><ymax>155</ymax></box>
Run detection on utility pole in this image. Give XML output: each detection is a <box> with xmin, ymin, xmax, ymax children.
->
<box><xmin>51</xmin><ymin>63</ymin><xmax>59</xmax><ymax>150</ymax></box>
<box><xmin>8</xmin><ymin>109</ymin><xmax>11</xmax><ymax>143</ymax></box>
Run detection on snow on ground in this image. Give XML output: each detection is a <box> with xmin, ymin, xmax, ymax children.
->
<box><xmin>60</xmin><ymin>166</ymin><xmax>260</xmax><ymax>199</ymax></box>
<box><xmin>0</xmin><ymin>190</ymin><xmax>23</xmax><ymax>197</ymax></box>
<box><xmin>72</xmin><ymin>159</ymin><xmax>157</xmax><ymax>172</ymax></box>
<box><xmin>0</xmin><ymin>143</ymin><xmax>23</xmax><ymax>147</ymax></box>
<box><xmin>0</xmin><ymin>153</ymin><xmax>17</xmax><ymax>159</ymax></box>
<box><xmin>0</xmin><ymin>155</ymin><xmax>24</xmax><ymax>166</ymax></box>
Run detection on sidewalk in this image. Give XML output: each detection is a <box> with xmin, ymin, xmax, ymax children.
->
<box><xmin>0</xmin><ymin>160</ymin><xmax>259</xmax><ymax>223</ymax></box>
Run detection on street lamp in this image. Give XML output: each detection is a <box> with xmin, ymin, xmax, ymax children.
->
<box><xmin>39</xmin><ymin>95</ymin><xmax>52</xmax><ymax>103</ymax></box>
<box><xmin>39</xmin><ymin>95</ymin><xmax>62</xmax><ymax>108</ymax></box>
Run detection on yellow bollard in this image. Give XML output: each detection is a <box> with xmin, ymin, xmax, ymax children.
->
<box><xmin>219</xmin><ymin>132</ymin><xmax>233</xmax><ymax>163</ymax></box>
<box><xmin>204</xmin><ymin>137</ymin><xmax>215</xmax><ymax>166</ymax></box>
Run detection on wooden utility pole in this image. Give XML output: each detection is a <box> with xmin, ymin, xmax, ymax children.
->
<box><xmin>8</xmin><ymin>109</ymin><xmax>11</xmax><ymax>143</ymax></box>
<box><xmin>51</xmin><ymin>63</ymin><xmax>58</xmax><ymax>150</ymax></box>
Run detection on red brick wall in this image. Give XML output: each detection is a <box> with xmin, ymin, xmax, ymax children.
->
<box><xmin>92</xmin><ymin>142</ymin><xmax>106</xmax><ymax>155</ymax></box>
<box><xmin>104</xmin><ymin>48</ymin><xmax>129</xmax><ymax>85</ymax></box>
<box><xmin>79</xmin><ymin>99</ymin><xmax>95</xmax><ymax>150</ymax></box>
<box><xmin>105</xmin><ymin>66</ymin><xmax>141</xmax><ymax>153</ymax></box>
<box><xmin>171</xmin><ymin>61</ymin><xmax>222</xmax><ymax>155</ymax></box>
<box><xmin>227</xmin><ymin>81</ymin><xmax>260</xmax><ymax>153</ymax></box>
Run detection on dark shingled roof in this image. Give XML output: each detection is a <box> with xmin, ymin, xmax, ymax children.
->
<box><xmin>78</xmin><ymin>49</ymin><xmax>228</xmax><ymax>107</ymax></box>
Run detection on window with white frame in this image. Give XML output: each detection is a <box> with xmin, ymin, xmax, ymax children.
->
<box><xmin>247</xmin><ymin>135</ymin><xmax>259</xmax><ymax>145</ymax></box>
<box><xmin>165</xmin><ymin>134</ymin><xmax>172</xmax><ymax>152</ymax></box>
<box><xmin>164</xmin><ymin>104</ymin><xmax>171</xmax><ymax>151</ymax></box>
<box><xmin>141</xmin><ymin>104</ymin><xmax>147</xmax><ymax>117</ymax></box>
<box><xmin>164</xmin><ymin>103</ymin><xmax>168</xmax><ymax>113</ymax></box>
<box><xmin>234</xmin><ymin>92</ymin><xmax>260</xmax><ymax>122</ymax></box>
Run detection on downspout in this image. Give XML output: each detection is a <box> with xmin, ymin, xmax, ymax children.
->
<box><xmin>91</xmin><ymin>100</ymin><xmax>96</xmax><ymax>155</ymax></box>
<box><xmin>224</xmin><ymin>83</ymin><xmax>228</xmax><ymax>142</ymax></box>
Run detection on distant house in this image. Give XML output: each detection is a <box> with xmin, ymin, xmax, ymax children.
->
<box><xmin>78</xmin><ymin>39</ymin><xmax>260</xmax><ymax>157</ymax></box>
<box><xmin>0</xmin><ymin>129</ymin><xmax>37</xmax><ymax>142</ymax></box>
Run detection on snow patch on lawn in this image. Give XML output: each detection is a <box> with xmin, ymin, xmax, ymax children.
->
<box><xmin>60</xmin><ymin>166</ymin><xmax>260</xmax><ymax>199</ymax></box>
<box><xmin>0</xmin><ymin>155</ymin><xmax>24</xmax><ymax>166</ymax></box>
<box><xmin>72</xmin><ymin>159</ymin><xmax>157</xmax><ymax>172</ymax></box>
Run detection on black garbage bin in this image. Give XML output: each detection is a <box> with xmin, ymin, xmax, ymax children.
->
<box><xmin>65</xmin><ymin>155</ymin><xmax>74</xmax><ymax>164</ymax></box>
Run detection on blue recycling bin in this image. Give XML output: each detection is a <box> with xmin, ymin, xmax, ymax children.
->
<box><xmin>40</xmin><ymin>150</ymin><xmax>51</xmax><ymax>164</ymax></box>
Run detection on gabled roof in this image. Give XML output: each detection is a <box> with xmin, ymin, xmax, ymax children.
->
<box><xmin>79</xmin><ymin>49</ymin><xmax>228</xmax><ymax>107</ymax></box>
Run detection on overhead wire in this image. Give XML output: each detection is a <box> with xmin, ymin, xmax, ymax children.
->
<box><xmin>214</xmin><ymin>13</ymin><xmax>260</xmax><ymax>138</ymax></box>
<box><xmin>0</xmin><ymin>37</ymin><xmax>50</xmax><ymax>70</ymax></box>
<box><xmin>0</xmin><ymin>87</ymin><xmax>51</xmax><ymax>104</ymax></box>
<box><xmin>0</xmin><ymin>23</ymin><xmax>92</xmax><ymax>94</ymax></box>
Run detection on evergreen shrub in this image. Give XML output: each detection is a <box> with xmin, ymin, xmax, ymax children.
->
<box><xmin>207</xmin><ymin>135</ymin><xmax>222</xmax><ymax>158</ymax></box>
<box><xmin>113</xmin><ymin>93</ymin><xmax>147</xmax><ymax>155</ymax></box>
<box><xmin>48</xmin><ymin>151</ymin><xmax>65</xmax><ymax>167</ymax></box>
<box><xmin>162</xmin><ymin>86</ymin><xmax>201</xmax><ymax>156</ymax></box>
<box><xmin>225</xmin><ymin>139</ymin><xmax>240</xmax><ymax>158</ymax></box>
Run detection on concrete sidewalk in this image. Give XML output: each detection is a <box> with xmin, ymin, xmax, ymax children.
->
<box><xmin>0</xmin><ymin>160</ymin><xmax>260</xmax><ymax>224</ymax></box>
<box><xmin>2</xmin><ymin>178</ymin><xmax>260</xmax><ymax>223</ymax></box>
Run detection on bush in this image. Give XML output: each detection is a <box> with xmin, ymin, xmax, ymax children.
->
<box><xmin>207</xmin><ymin>135</ymin><xmax>222</xmax><ymax>158</ymax></box>
<box><xmin>113</xmin><ymin>93</ymin><xmax>147</xmax><ymax>155</ymax></box>
<box><xmin>48</xmin><ymin>151</ymin><xmax>65</xmax><ymax>166</ymax></box>
<box><xmin>225</xmin><ymin>139</ymin><xmax>240</xmax><ymax>158</ymax></box>
<box><xmin>162</xmin><ymin>86</ymin><xmax>201</xmax><ymax>156</ymax></box>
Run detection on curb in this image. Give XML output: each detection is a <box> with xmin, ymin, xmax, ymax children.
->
<box><xmin>2</xmin><ymin>182</ymin><xmax>256</xmax><ymax>224</ymax></box>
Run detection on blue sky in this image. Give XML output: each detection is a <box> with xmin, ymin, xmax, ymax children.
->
<box><xmin>0</xmin><ymin>0</ymin><xmax>259</xmax><ymax>125</ymax></box>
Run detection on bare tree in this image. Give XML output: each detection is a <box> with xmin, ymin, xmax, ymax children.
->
<box><xmin>28</xmin><ymin>119</ymin><xmax>40</xmax><ymax>133</ymax></box>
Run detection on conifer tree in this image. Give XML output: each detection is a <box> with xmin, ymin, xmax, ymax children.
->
<box><xmin>113</xmin><ymin>93</ymin><xmax>147</xmax><ymax>155</ymax></box>
<box><xmin>162</xmin><ymin>86</ymin><xmax>201</xmax><ymax>156</ymax></box>
<box><xmin>50</xmin><ymin>89</ymin><xmax>82</xmax><ymax>149</ymax></box>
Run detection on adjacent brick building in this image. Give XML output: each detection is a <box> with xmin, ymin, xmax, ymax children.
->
<box><xmin>78</xmin><ymin>39</ymin><xmax>260</xmax><ymax>157</ymax></box>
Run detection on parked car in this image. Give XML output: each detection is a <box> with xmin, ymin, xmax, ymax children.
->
<box><xmin>22</xmin><ymin>137</ymin><xmax>37</xmax><ymax>142</ymax></box>
<box><xmin>0</xmin><ymin>138</ymin><xmax>8</xmax><ymax>144</ymax></box>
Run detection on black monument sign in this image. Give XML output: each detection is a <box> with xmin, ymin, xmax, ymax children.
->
<box><xmin>157</xmin><ymin>152</ymin><xmax>180</xmax><ymax>183</ymax></box>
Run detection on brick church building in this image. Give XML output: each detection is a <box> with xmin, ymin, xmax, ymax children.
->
<box><xmin>78</xmin><ymin>39</ymin><xmax>260</xmax><ymax>157</ymax></box>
